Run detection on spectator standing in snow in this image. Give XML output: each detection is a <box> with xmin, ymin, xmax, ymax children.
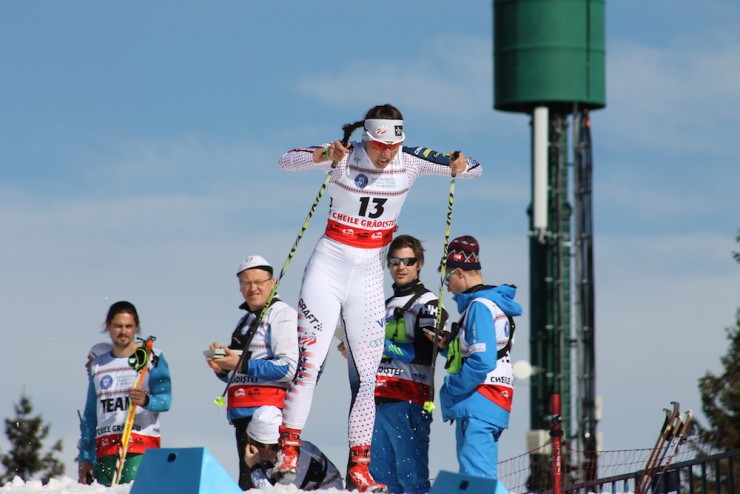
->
<box><xmin>204</xmin><ymin>255</ymin><xmax>298</xmax><ymax>490</ymax></box>
<box><xmin>78</xmin><ymin>301</ymin><xmax>172</xmax><ymax>486</ymax></box>
<box><xmin>439</xmin><ymin>236</ymin><xmax>522</xmax><ymax>481</ymax></box>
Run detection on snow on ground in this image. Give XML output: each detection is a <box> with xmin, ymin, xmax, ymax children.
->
<box><xmin>0</xmin><ymin>476</ymin><xmax>347</xmax><ymax>493</ymax></box>
<box><xmin>0</xmin><ymin>476</ymin><xmax>432</xmax><ymax>493</ymax></box>
<box><xmin>0</xmin><ymin>477</ymin><xmax>633</xmax><ymax>494</ymax></box>
<box><xmin>0</xmin><ymin>477</ymin><xmax>129</xmax><ymax>494</ymax></box>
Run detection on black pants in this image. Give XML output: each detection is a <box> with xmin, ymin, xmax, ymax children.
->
<box><xmin>233</xmin><ymin>417</ymin><xmax>252</xmax><ymax>490</ymax></box>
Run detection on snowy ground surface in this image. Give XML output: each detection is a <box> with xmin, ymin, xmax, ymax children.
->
<box><xmin>0</xmin><ymin>476</ymin><xmax>346</xmax><ymax>493</ymax></box>
<box><xmin>0</xmin><ymin>476</ymin><xmax>625</xmax><ymax>494</ymax></box>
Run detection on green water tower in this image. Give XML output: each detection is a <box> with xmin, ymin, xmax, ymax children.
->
<box><xmin>495</xmin><ymin>0</ymin><xmax>605</xmax><ymax>113</ymax></box>
<box><xmin>493</xmin><ymin>0</ymin><xmax>606</xmax><ymax>485</ymax></box>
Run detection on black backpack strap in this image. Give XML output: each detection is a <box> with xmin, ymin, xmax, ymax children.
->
<box><xmin>232</xmin><ymin>298</ymin><xmax>281</xmax><ymax>373</ymax></box>
<box><xmin>496</xmin><ymin>314</ymin><xmax>515</xmax><ymax>360</ymax></box>
<box><xmin>392</xmin><ymin>285</ymin><xmax>428</xmax><ymax>320</ymax></box>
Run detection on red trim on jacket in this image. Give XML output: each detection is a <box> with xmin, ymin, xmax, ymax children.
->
<box><xmin>375</xmin><ymin>376</ymin><xmax>431</xmax><ymax>406</ymax></box>
<box><xmin>227</xmin><ymin>385</ymin><xmax>286</xmax><ymax>409</ymax></box>
<box><xmin>96</xmin><ymin>434</ymin><xmax>161</xmax><ymax>458</ymax></box>
<box><xmin>475</xmin><ymin>384</ymin><xmax>514</xmax><ymax>412</ymax></box>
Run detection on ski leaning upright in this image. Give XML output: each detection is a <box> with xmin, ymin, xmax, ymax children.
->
<box><xmin>650</xmin><ymin>410</ymin><xmax>694</xmax><ymax>494</ymax></box>
<box><xmin>635</xmin><ymin>402</ymin><xmax>681</xmax><ymax>494</ymax></box>
<box><xmin>112</xmin><ymin>336</ymin><xmax>156</xmax><ymax>485</ymax></box>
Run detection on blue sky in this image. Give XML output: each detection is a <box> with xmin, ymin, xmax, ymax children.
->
<box><xmin>1</xmin><ymin>0</ymin><xmax>738</xmax><ymax>484</ymax></box>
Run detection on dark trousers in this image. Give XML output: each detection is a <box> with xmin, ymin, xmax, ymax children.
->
<box><xmin>233</xmin><ymin>417</ymin><xmax>252</xmax><ymax>490</ymax></box>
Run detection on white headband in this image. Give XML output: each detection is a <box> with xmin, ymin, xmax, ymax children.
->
<box><xmin>363</xmin><ymin>119</ymin><xmax>405</xmax><ymax>144</ymax></box>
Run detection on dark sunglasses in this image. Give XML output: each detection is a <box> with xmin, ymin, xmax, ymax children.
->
<box><xmin>250</xmin><ymin>439</ymin><xmax>279</xmax><ymax>451</ymax></box>
<box><xmin>389</xmin><ymin>257</ymin><xmax>418</xmax><ymax>267</ymax></box>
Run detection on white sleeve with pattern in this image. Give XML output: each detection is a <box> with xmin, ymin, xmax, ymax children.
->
<box><xmin>278</xmin><ymin>143</ymin><xmax>336</xmax><ymax>172</ymax></box>
<box><xmin>402</xmin><ymin>146</ymin><xmax>483</xmax><ymax>184</ymax></box>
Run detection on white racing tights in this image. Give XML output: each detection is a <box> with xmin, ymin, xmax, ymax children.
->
<box><xmin>283</xmin><ymin>236</ymin><xmax>387</xmax><ymax>447</ymax></box>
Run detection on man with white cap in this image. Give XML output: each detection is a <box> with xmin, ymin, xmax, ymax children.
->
<box><xmin>244</xmin><ymin>405</ymin><xmax>343</xmax><ymax>491</ymax></box>
<box><xmin>275</xmin><ymin>103</ymin><xmax>482</xmax><ymax>492</ymax></box>
<box><xmin>205</xmin><ymin>255</ymin><xmax>298</xmax><ymax>490</ymax></box>
<box><xmin>439</xmin><ymin>235</ymin><xmax>523</xmax><ymax>484</ymax></box>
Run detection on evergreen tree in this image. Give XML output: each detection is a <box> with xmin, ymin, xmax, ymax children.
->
<box><xmin>0</xmin><ymin>393</ymin><xmax>65</xmax><ymax>484</ymax></box>
<box><xmin>695</xmin><ymin>310</ymin><xmax>740</xmax><ymax>453</ymax></box>
<box><xmin>689</xmin><ymin>230</ymin><xmax>740</xmax><ymax>491</ymax></box>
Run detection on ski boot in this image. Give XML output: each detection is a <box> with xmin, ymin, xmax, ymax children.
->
<box><xmin>273</xmin><ymin>425</ymin><xmax>301</xmax><ymax>485</ymax></box>
<box><xmin>345</xmin><ymin>445</ymin><xmax>388</xmax><ymax>493</ymax></box>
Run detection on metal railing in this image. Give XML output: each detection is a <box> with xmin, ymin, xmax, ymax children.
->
<box><xmin>562</xmin><ymin>449</ymin><xmax>738</xmax><ymax>494</ymax></box>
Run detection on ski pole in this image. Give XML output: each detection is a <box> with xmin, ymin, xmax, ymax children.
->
<box><xmin>424</xmin><ymin>151</ymin><xmax>459</xmax><ymax>413</ymax></box>
<box><xmin>112</xmin><ymin>336</ymin><xmax>155</xmax><ymax>485</ymax></box>
<box><xmin>214</xmin><ymin>127</ymin><xmax>355</xmax><ymax>407</ymax></box>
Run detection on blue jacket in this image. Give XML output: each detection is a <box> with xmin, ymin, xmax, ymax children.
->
<box><xmin>440</xmin><ymin>284</ymin><xmax>522</xmax><ymax>426</ymax></box>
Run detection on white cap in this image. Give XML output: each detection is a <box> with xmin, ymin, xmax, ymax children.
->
<box><xmin>363</xmin><ymin>118</ymin><xmax>405</xmax><ymax>144</ymax></box>
<box><xmin>237</xmin><ymin>255</ymin><xmax>273</xmax><ymax>277</ymax></box>
<box><xmin>247</xmin><ymin>406</ymin><xmax>282</xmax><ymax>444</ymax></box>
<box><xmin>88</xmin><ymin>342</ymin><xmax>113</xmax><ymax>359</ymax></box>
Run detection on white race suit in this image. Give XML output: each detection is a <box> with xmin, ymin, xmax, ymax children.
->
<box><xmin>278</xmin><ymin>141</ymin><xmax>481</xmax><ymax>447</ymax></box>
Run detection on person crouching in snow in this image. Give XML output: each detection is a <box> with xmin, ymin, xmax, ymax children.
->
<box><xmin>244</xmin><ymin>406</ymin><xmax>343</xmax><ymax>491</ymax></box>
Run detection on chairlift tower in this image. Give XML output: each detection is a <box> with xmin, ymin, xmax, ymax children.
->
<box><xmin>493</xmin><ymin>0</ymin><xmax>605</xmax><ymax>485</ymax></box>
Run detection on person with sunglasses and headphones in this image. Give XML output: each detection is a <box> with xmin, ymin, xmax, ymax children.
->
<box><xmin>275</xmin><ymin>104</ymin><xmax>481</xmax><ymax>492</ymax></box>
<box><xmin>372</xmin><ymin>234</ymin><xmax>449</xmax><ymax>494</ymax></box>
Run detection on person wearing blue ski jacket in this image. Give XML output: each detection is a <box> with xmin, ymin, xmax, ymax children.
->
<box><xmin>439</xmin><ymin>236</ymin><xmax>523</xmax><ymax>481</ymax></box>
<box><xmin>78</xmin><ymin>301</ymin><xmax>172</xmax><ymax>486</ymax></box>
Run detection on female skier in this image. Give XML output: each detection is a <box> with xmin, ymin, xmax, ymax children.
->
<box><xmin>273</xmin><ymin>103</ymin><xmax>482</xmax><ymax>492</ymax></box>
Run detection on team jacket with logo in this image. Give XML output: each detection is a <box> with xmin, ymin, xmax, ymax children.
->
<box><xmin>219</xmin><ymin>299</ymin><xmax>298</xmax><ymax>420</ymax></box>
<box><xmin>376</xmin><ymin>280</ymin><xmax>448</xmax><ymax>405</ymax></box>
<box><xmin>79</xmin><ymin>348</ymin><xmax>172</xmax><ymax>462</ymax></box>
<box><xmin>440</xmin><ymin>285</ymin><xmax>523</xmax><ymax>428</ymax></box>
<box><xmin>279</xmin><ymin>141</ymin><xmax>482</xmax><ymax>249</ymax></box>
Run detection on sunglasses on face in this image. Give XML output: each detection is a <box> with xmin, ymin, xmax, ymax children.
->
<box><xmin>368</xmin><ymin>140</ymin><xmax>402</xmax><ymax>151</ymax></box>
<box><xmin>250</xmin><ymin>440</ymin><xmax>279</xmax><ymax>451</ymax></box>
<box><xmin>444</xmin><ymin>269</ymin><xmax>457</xmax><ymax>287</ymax></box>
<box><xmin>389</xmin><ymin>257</ymin><xmax>418</xmax><ymax>267</ymax></box>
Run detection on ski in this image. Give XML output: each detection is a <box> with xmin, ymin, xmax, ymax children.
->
<box><xmin>635</xmin><ymin>401</ymin><xmax>681</xmax><ymax>494</ymax></box>
<box><xmin>650</xmin><ymin>410</ymin><xmax>694</xmax><ymax>494</ymax></box>
<box><xmin>112</xmin><ymin>336</ymin><xmax>156</xmax><ymax>485</ymax></box>
<box><xmin>651</xmin><ymin>413</ymin><xmax>684</xmax><ymax>482</ymax></box>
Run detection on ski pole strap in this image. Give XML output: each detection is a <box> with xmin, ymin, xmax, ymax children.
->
<box><xmin>128</xmin><ymin>345</ymin><xmax>150</xmax><ymax>372</ymax></box>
